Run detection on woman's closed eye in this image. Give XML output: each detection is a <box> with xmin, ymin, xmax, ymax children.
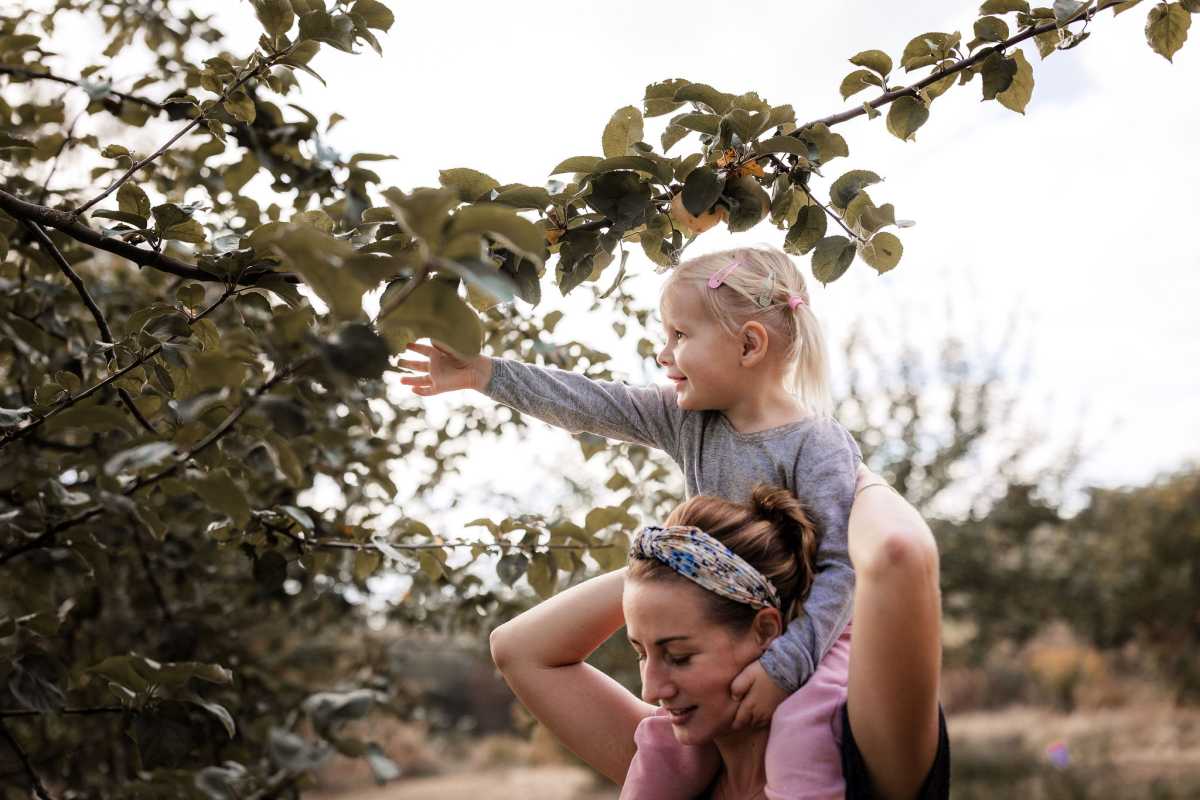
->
<box><xmin>665</xmin><ymin>653</ymin><xmax>692</xmax><ymax>667</ymax></box>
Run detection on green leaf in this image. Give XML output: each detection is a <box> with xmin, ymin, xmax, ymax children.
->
<box><xmin>681</xmin><ymin>165</ymin><xmax>724</xmax><ymax>216</ymax></box>
<box><xmin>377</xmin><ymin>278</ymin><xmax>482</xmax><ymax>358</ymax></box>
<box><xmin>224</xmin><ymin>152</ymin><xmax>260</xmax><ymax>193</ymax></box>
<box><xmin>223</xmin><ymin>91</ymin><xmax>256</xmax><ymax>124</ymax></box>
<box><xmin>660</xmin><ymin>124</ymin><xmax>689</xmax><ymax>152</ymax></box>
<box><xmin>643</xmin><ymin>78</ymin><xmax>689</xmax><ymax>117</ymax></box>
<box><xmin>671</xmin><ymin>112</ymin><xmax>721</xmax><ymax>135</ymax></box>
<box><xmin>673</xmin><ymin>83</ymin><xmax>734</xmax><ymax>114</ymax></box>
<box><xmin>254</xmin><ymin>551</ymin><xmax>288</xmax><ymax>591</ymax></box>
<box><xmin>192</xmin><ymin>467</ymin><xmax>252</xmax><ymax>526</ymax></box>
<box><xmin>0</xmin><ymin>34</ymin><xmax>42</xmax><ymax>56</ymax></box>
<box><xmin>352</xmin><ymin>0</ymin><xmax>395</xmax><ymax>31</ymax></box>
<box><xmin>602</xmin><ymin>105</ymin><xmax>644</xmax><ymax>158</ymax></box>
<box><xmin>1034</xmin><ymin>28</ymin><xmax>1062</xmax><ymax>57</ymax></box>
<box><xmin>796</xmin><ymin>122</ymin><xmax>849</xmax><ymax>162</ymax></box>
<box><xmin>979</xmin><ymin>0</ymin><xmax>1030</xmax><ymax>13</ymax></box>
<box><xmin>268</xmin><ymin>224</ymin><xmax>366</xmax><ymax>319</ymax></box>
<box><xmin>45</xmin><ymin>403</ymin><xmax>136</xmax><ymax>435</ymax></box>
<box><xmin>723</xmin><ymin>175</ymin><xmax>770</xmax><ymax>233</ymax></box>
<box><xmin>886</xmin><ymin>95</ymin><xmax>930</xmax><ymax>141</ymax></box>
<box><xmin>493</xmin><ymin>185</ymin><xmax>551</xmax><ymax>210</ymax></box>
<box><xmin>439</xmin><ymin>168</ymin><xmax>500</xmax><ymax>202</ymax></box>
<box><xmin>784</xmin><ymin>205</ymin><xmax>827</xmax><ymax>256</ymax></box>
<box><xmin>981</xmin><ymin>52</ymin><xmax>1019</xmax><ymax>100</ymax></box>
<box><xmin>751</xmin><ymin>136</ymin><xmax>812</xmax><ymax>159</ymax></box>
<box><xmin>1053</xmin><ymin>0</ymin><xmax>1090</xmax><ymax>26</ymax></box>
<box><xmin>997</xmin><ymin>48</ymin><xmax>1035</xmax><ymax>113</ymax></box>
<box><xmin>811</xmin><ymin>236</ymin><xmax>857</xmax><ymax>284</ymax></box>
<box><xmin>117</xmin><ymin>183</ymin><xmax>152</xmax><ymax>219</ymax></box>
<box><xmin>839</xmin><ymin>69</ymin><xmax>883</xmax><ymax>100</ymax></box>
<box><xmin>162</xmin><ymin>219</ymin><xmax>206</xmax><ymax>244</ymax></box>
<box><xmin>322</xmin><ymin>322</ymin><xmax>391</xmax><ymax>380</ymax></box>
<box><xmin>526</xmin><ymin>553</ymin><xmax>557</xmax><ymax>598</ymax></box>
<box><xmin>1146</xmin><ymin>2</ymin><xmax>1191</xmax><ymax>61</ymax></box>
<box><xmin>101</xmin><ymin>144</ymin><xmax>130</xmax><ymax>159</ymax></box>
<box><xmin>860</xmin><ymin>232</ymin><xmax>903</xmax><ymax>273</ymax></box>
<box><xmin>298</xmin><ymin>10</ymin><xmax>356</xmax><ymax>52</ymax></box>
<box><xmin>849</xmin><ymin>49</ymin><xmax>893</xmax><ymax>76</ymax></box>
<box><xmin>900</xmin><ymin>31</ymin><xmax>958</xmax><ymax>71</ymax></box>
<box><xmin>104</xmin><ymin>441</ymin><xmax>176</xmax><ymax>475</ymax></box>
<box><xmin>974</xmin><ymin>15</ymin><xmax>1011</xmax><ymax>42</ymax></box>
<box><xmin>8</xmin><ymin>653</ymin><xmax>66</xmax><ymax>713</ymax></box>
<box><xmin>549</xmin><ymin>155</ymin><xmax>603</xmax><ymax>175</ymax></box>
<box><xmin>496</xmin><ymin>553</ymin><xmax>528</xmax><ymax>586</ymax></box>
<box><xmin>253</xmin><ymin>0</ymin><xmax>295</xmax><ymax>38</ymax></box>
<box><xmin>448</xmin><ymin>204</ymin><xmax>545</xmax><ymax>264</ymax></box>
<box><xmin>844</xmin><ymin>192</ymin><xmax>897</xmax><ymax>236</ymax></box>
<box><xmin>829</xmin><ymin>170</ymin><xmax>882</xmax><ymax>210</ymax></box>
<box><xmin>381</xmin><ymin>186</ymin><xmax>459</xmax><ymax>249</ymax></box>
<box><xmin>586</xmin><ymin>171</ymin><xmax>651</xmax><ymax>230</ymax></box>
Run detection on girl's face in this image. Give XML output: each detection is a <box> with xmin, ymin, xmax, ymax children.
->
<box><xmin>656</xmin><ymin>283</ymin><xmax>744</xmax><ymax>411</ymax></box>
<box><xmin>623</xmin><ymin>578</ymin><xmax>763</xmax><ymax>746</ymax></box>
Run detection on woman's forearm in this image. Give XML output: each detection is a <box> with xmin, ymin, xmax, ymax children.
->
<box><xmin>490</xmin><ymin>566</ymin><xmax>627</xmax><ymax>670</ymax></box>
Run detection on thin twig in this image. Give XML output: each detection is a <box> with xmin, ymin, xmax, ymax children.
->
<box><xmin>0</xmin><ymin>357</ymin><xmax>313</xmax><ymax>566</ymax></box>
<box><xmin>75</xmin><ymin>49</ymin><xmax>288</xmax><ymax>216</ymax></box>
<box><xmin>799</xmin><ymin>185</ymin><xmax>864</xmax><ymax>243</ymax></box>
<box><xmin>24</xmin><ymin>220</ymin><xmax>158</xmax><ymax>434</ymax></box>
<box><xmin>0</xmin><ymin>718</ymin><xmax>53</xmax><ymax>800</ymax></box>
<box><xmin>0</xmin><ymin>706</ymin><xmax>126</xmax><ymax>719</ymax></box>
<box><xmin>0</xmin><ymin>64</ymin><xmax>164</xmax><ymax>111</ymax></box>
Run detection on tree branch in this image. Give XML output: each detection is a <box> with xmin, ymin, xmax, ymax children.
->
<box><xmin>0</xmin><ymin>706</ymin><xmax>126</xmax><ymax>719</ymax></box>
<box><xmin>0</xmin><ymin>64</ymin><xmax>164</xmax><ymax>111</ymax></box>
<box><xmin>24</xmin><ymin>220</ymin><xmax>158</xmax><ymax>434</ymax></box>
<box><xmin>75</xmin><ymin>50</ymin><xmax>287</xmax><ymax>216</ymax></box>
<box><xmin>0</xmin><ymin>276</ymin><xmax>245</xmax><ymax>451</ymax></box>
<box><xmin>0</xmin><ymin>188</ymin><xmax>297</xmax><ymax>285</ymax></box>
<box><xmin>0</xmin><ymin>718</ymin><xmax>54</xmax><ymax>800</ymax></box>
<box><xmin>0</xmin><ymin>356</ymin><xmax>316</xmax><ymax>566</ymax></box>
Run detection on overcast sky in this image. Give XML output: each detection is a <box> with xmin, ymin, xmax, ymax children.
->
<box><xmin>26</xmin><ymin>2</ymin><xmax>1200</xmax><ymax>530</ymax></box>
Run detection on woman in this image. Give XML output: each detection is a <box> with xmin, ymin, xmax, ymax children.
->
<box><xmin>489</xmin><ymin>468</ymin><xmax>947</xmax><ymax>798</ymax></box>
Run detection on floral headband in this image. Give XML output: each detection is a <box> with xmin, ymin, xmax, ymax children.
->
<box><xmin>630</xmin><ymin>524</ymin><xmax>781</xmax><ymax>610</ymax></box>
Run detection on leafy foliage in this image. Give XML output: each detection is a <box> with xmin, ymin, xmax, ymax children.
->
<box><xmin>0</xmin><ymin>0</ymin><xmax>1195</xmax><ymax>796</ymax></box>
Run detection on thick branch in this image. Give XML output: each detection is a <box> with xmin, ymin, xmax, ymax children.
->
<box><xmin>76</xmin><ymin>51</ymin><xmax>286</xmax><ymax>216</ymax></box>
<box><xmin>0</xmin><ymin>188</ymin><xmax>297</xmax><ymax>285</ymax></box>
<box><xmin>0</xmin><ymin>719</ymin><xmax>53</xmax><ymax>800</ymax></box>
<box><xmin>25</xmin><ymin>220</ymin><xmax>158</xmax><ymax>434</ymax></box>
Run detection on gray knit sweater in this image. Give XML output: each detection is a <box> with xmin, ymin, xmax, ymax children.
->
<box><xmin>482</xmin><ymin>358</ymin><xmax>859</xmax><ymax>692</ymax></box>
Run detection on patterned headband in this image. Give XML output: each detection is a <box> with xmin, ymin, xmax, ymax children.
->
<box><xmin>630</xmin><ymin>525</ymin><xmax>781</xmax><ymax>610</ymax></box>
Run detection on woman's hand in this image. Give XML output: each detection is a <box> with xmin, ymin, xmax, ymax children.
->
<box><xmin>398</xmin><ymin>340</ymin><xmax>493</xmax><ymax>396</ymax></box>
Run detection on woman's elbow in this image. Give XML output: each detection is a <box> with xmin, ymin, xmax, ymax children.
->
<box><xmin>855</xmin><ymin>525</ymin><xmax>939</xmax><ymax>583</ymax></box>
<box><xmin>489</xmin><ymin>621</ymin><xmax>517</xmax><ymax>672</ymax></box>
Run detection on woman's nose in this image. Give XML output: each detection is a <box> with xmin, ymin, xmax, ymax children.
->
<box><xmin>640</xmin><ymin>660</ymin><xmax>676</xmax><ymax>704</ymax></box>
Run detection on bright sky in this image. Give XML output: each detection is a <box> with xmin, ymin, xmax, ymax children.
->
<box><xmin>24</xmin><ymin>2</ymin><xmax>1200</xmax><ymax>534</ymax></box>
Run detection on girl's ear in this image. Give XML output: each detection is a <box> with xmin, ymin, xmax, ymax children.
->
<box><xmin>751</xmin><ymin>607</ymin><xmax>783</xmax><ymax>647</ymax></box>
<box><xmin>740</xmin><ymin>321</ymin><xmax>769</xmax><ymax>366</ymax></box>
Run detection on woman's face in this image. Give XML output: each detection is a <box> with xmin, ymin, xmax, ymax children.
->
<box><xmin>623</xmin><ymin>577</ymin><xmax>765</xmax><ymax>746</ymax></box>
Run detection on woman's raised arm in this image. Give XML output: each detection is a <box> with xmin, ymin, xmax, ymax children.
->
<box><xmin>490</xmin><ymin>566</ymin><xmax>654</xmax><ymax>784</ymax></box>
<box><xmin>844</xmin><ymin>468</ymin><xmax>944</xmax><ymax>799</ymax></box>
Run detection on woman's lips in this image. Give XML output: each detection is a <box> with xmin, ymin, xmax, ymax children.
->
<box><xmin>665</xmin><ymin>706</ymin><xmax>696</xmax><ymax>725</ymax></box>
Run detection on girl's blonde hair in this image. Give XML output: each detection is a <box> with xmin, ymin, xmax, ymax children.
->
<box><xmin>662</xmin><ymin>246</ymin><xmax>833</xmax><ymax>417</ymax></box>
<box><xmin>628</xmin><ymin>485</ymin><xmax>821</xmax><ymax>629</ymax></box>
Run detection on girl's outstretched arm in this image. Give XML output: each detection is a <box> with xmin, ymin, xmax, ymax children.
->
<box><xmin>845</xmin><ymin>467</ymin><xmax>943</xmax><ymax>800</ymax></box>
<box><xmin>401</xmin><ymin>340</ymin><xmax>683</xmax><ymax>454</ymax></box>
<box><xmin>490</xmin><ymin>567</ymin><xmax>654</xmax><ymax>784</ymax></box>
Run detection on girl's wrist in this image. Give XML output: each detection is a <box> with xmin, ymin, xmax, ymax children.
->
<box><xmin>473</xmin><ymin>356</ymin><xmax>494</xmax><ymax>392</ymax></box>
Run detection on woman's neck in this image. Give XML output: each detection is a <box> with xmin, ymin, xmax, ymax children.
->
<box><xmin>711</xmin><ymin>726</ymin><xmax>771</xmax><ymax>797</ymax></box>
<box><xmin>721</xmin><ymin>377</ymin><xmax>806</xmax><ymax>434</ymax></box>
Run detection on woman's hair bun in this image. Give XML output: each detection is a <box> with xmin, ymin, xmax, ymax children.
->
<box><xmin>750</xmin><ymin>485</ymin><xmax>818</xmax><ymax>565</ymax></box>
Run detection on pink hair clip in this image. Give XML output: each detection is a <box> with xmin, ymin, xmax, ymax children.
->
<box><xmin>707</xmin><ymin>260</ymin><xmax>740</xmax><ymax>289</ymax></box>
<box><xmin>787</xmin><ymin>294</ymin><xmax>806</xmax><ymax>311</ymax></box>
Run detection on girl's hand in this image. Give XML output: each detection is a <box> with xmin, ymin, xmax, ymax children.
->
<box><xmin>729</xmin><ymin>660</ymin><xmax>788</xmax><ymax>731</ymax></box>
<box><xmin>398</xmin><ymin>341</ymin><xmax>493</xmax><ymax>396</ymax></box>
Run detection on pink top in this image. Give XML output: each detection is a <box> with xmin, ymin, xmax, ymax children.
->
<box><xmin>620</xmin><ymin>624</ymin><xmax>851</xmax><ymax>800</ymax></box>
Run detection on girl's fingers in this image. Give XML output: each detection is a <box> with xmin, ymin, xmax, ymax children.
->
<box><xmin>399</xmin><ymin>376</ymin><xmax>433</xmax><ymax>387</ymax></box>
<box><xmin>396</xmin><ymin>358</ymin><xmax>431</xmax><ymax>372</ymax></box>
<box><xmin>405</xmin><ymin>342</ymin><xmax>437</xmax><ymax>357</ymax></box>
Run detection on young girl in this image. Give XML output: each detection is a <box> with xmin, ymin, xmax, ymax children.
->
<box><xmin>400</xmin><ymin>245</ymin><xmax>859</xmax><ymax>731</ymax></box>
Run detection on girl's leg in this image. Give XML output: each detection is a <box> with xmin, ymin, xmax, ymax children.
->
<box><xmin>845</xmin><ymin>478</ymin><xmax>943</xmax><ymax>799</ymax></box>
